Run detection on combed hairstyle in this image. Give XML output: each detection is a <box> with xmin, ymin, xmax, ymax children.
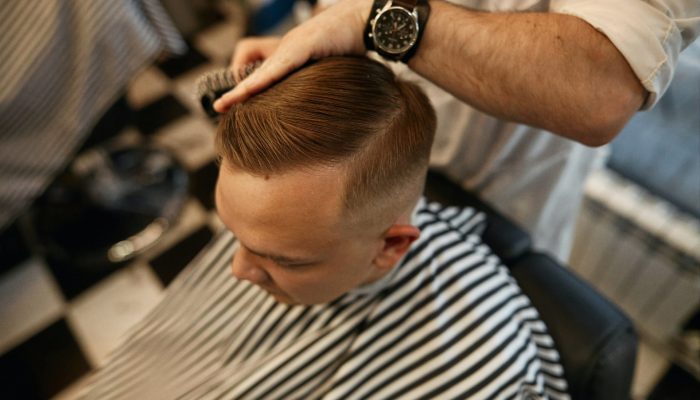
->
<box><xmin>216</xmin><ymin>56</ymin><xmax>436</xmax><ymax>218</ymax></box>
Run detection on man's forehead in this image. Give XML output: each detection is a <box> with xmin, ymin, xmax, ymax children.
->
<box><xmin>215</xmin><ymin>162</ymin><xmax>349</xmax><ymax>245</ymax></box>
<box><xmin>218</xmin><ymin>162</ymin><xmax>345</xmax><ymax>210</ymax></box>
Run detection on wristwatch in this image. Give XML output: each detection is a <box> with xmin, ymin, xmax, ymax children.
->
<box><xmin>364</xmin><ymin>0</ymin><xmax>431</xmax><ymax>63</ymax></box>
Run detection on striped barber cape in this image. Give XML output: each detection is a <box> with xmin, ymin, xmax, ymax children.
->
<box><xmin>79</xmin><ymin>198</ymin><xmax>569</xmax><ymax>399</ymax></box>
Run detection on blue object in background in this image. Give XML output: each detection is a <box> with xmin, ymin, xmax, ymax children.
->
<box><xmin>608</xmin><ymin>41</ymin><xmax>700</xmax><ymax>218</ymax></box>
<box><xmin>249</xmin><ymin>0</ymin><xmax>296</xmax><ymax>34</ymax></box>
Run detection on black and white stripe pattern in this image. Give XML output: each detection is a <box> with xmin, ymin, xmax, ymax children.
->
<box><xmin>79</xmin><ymin>198</ymin><xmax>568</xmax><ymax>399</ymax></box>
<box><xmin>0</xmin><ymin>0</ymin><xmax>186</xmax><ymax>231</ymax></box>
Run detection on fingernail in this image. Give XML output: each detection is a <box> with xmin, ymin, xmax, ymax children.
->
<box><xmin>213</xmin><ymin>99</ymin><xmax>221</xmax><ymax>110</ymax></box>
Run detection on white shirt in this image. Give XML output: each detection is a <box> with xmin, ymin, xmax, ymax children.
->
<box><xmin>395</xmin><ymin>0</ymin><xmax>700</xmax><ymax>260</ymax></box>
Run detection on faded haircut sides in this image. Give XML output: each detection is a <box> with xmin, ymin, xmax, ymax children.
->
<box><xmin>216</xmin><ymin>56</ymin><xmax>436</xmax><ymax>219</ymax></box>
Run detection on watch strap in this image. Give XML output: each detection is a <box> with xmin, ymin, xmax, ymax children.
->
<box><xmin>399</xmin><ymin>0</ymin><xmax>429</xmax><ymax>63</ymax></box>
<box><xmin>393</xmin><ymin>0</ymin><xmax>417</xmax><ymax>10</ymax></box>
<box><xmin>363</xmin><ymin>0</ymin><xmax>385</xmax><ymax>53</ymax></box>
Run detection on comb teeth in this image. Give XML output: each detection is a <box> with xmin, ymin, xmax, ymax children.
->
<box><xmin>196</xmin><ymin>69</ymin><xmax>236</xmax><ymax>118</ymax></box>
<box><xmin>195</xmin><ymin>61</ymin><xmax>263</xmax><ymax>118</ymax></box>
<box><xmin>240</xmin><ymin>60</ymin><xmax>262</xmax><ymax>81</ymax></box>
<box><xmin>198</xmin><ymin>69</ymin><xmax>235</xmax><ymax>94</ymax></box>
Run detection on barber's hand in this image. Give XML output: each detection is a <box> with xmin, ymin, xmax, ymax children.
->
<box><xmin>214</xmin><ymin>0</ymin><xmax>371</xmax><ymax>113</ymax></box>
<box><xmin>228</xmin><ymin>36</ymin><xmax>282</xmax><ymax>82</ymax></box>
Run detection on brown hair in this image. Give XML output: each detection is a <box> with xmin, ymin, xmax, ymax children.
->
<box><xmin>216</xmin><ymin>56</ymin><xmax>436</xmax><ymax>216</ymax></box>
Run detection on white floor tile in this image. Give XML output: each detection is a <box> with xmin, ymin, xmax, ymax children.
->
<box><xmin>0</xmin><ymin>258</ymin><xmax>65</xmax><ymax>354</ymax></box>
<box><xmin>153</xmin><ymin>116</ymin><xmax>217</xmax><ymax>170</ymax></box>
<box><xmin>66</xmin><ymin>263</ymin><xmax>164</xmax><ymax>368</ymax></box>
<box><xmin>105</xmin><ymin>127</ymin><xmax>144</xmax><ymax>149</ymax></box>
<box><xmin>127</xmin><ymin>66</ymin><xmax>171</xmax><ymax>109</ymax></box>
<box><xmin>194</xmin><ymin>21</ymin><xmax>245</xmax><ymax>64</ymax></box>
<box><xmin>171</xmin><ymin>62</ymin><xmax>222</xmax><ymax>117</ymax></box>
<box><xmin>139</xmin><ymin>199</ymin><xmax>210</xmax><ymax>260</ymax></box>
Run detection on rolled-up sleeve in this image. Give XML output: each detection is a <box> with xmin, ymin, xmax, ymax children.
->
<box><xmin>551</xmin><ymin>0</ymin><xmax>700</xmax><ymax>109</ymax></box>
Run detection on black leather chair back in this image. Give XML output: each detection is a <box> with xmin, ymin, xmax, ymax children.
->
<box><xmin>424</xmin><ymin>170</ymin><xmax>637</xmax><ymax>399</ymax></box>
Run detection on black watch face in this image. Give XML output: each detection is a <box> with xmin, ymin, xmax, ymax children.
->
<box><xmin>372</xmin><ymin>8</ymin><xmax>419</xmax><ymax>54</ymax></box>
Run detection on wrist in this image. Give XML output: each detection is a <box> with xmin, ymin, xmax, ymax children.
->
<box><xmin>354</xmin><ymin>0</ymin><xmax>374</xmax><ymax>27</ymax></box>
<box><xmin>356</xmin><ymin>0</ymin><xmax>374</xmax><ymax>48</ymax></box>
<box><xmin>335</xmin><ymin>0</ymin><xmax>374</xmax><ymax>54</ymax></box>
<box><xmin>408</xmin><ymin>1</ymin><xmax>478</xmax><ymax>68</ymax></box>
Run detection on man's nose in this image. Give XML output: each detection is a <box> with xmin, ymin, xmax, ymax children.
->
<box><xmin>231</xmin><ymin>247</ymin><xmax>270</xmax><ymax>285</ymax></box>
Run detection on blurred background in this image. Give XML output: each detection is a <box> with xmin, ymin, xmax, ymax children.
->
<box><xmin>0</xmin><ymin>0</ymin><xmax>698</xmax><ymax>399</ymax></box>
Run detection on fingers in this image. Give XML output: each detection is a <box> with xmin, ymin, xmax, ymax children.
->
<box><xmin>214</xmin><ymin>51</ymin><xmax>303</xmax><ymax>112</ymax></box>
<box><xmin>214</xmin><ymin>0</ymin><xmax>372</xmax><ymax>113</ymax></box>
<box><xmin>213</xmin><ymin>36</ymin><xmax>287</xmax><ymax>112</ymax></box>
<box><xmin>229</xmin><ymin>36</ymin><xmax>281</xmax><ymax>81</ymax></box>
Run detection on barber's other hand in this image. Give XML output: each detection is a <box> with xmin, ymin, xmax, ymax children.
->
<box><xmin>214</xmin><ymin>0</ymin><xmax>371</xmax><ymax>113</ymax></box>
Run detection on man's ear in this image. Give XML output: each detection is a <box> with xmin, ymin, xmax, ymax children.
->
<box><xmin>373</xmin><ymin>224</ymin><xmax>420</xmax><ymax>270</ymax></box>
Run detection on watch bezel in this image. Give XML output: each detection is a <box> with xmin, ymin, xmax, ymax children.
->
<box><xmin>371</xmin><ymin>6</ymin><xmax>420</xmax><ymax>55</ymax></box>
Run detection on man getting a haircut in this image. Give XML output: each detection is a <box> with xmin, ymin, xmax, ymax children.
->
<box><xmin>80</xmin><ymin>56</ymin><xmax>568</xmax><ymax>399</ymax></box>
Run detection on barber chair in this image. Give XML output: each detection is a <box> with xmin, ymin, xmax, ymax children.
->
<box><xmin>27</xmin><ymin>99</ymin><xmax>189</xmax><ymax>272</ymax></box>
<box><xmin>425</xmin><ymin>170</ymin><xmax>638</xmax><ymax>400</ymax></box>
<box><xmin>29</xmin><ymin>144</ymin><xmax>188</xmax><ymax>270</ymax></box>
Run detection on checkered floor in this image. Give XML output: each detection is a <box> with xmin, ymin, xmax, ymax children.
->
<box><xmin>0</xmin><ymin>4</ymin><xmax>248</xmax><ymax>399</ymax></box>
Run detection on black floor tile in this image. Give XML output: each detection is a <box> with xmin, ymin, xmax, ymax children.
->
<box><xmin>682</xmin><ymin>309</ymin><xmax>700</xmax><ymax>330</ymax></box>
<box><xmin>150</xmin><ymin>226</ymin><xmax>214</xmax><ymax>286</ymax></box>
<box><xmin>133</xmin><ymin>94</ymin><xmax>190</xmax><ymax>135</ymax></box>
<box><xmin>44</xmin><ymin>256</ymin><xmax>122</xmax><ymax>301</ymax></box>
<box><xmin>191</xmin><ymin>9</ymin><xmax>226</xmax><ymax>36</ymax></box>
<box><xmin>0</xmin><ymin>221</ymin><xmax>32</xmax><ymax>275</ymax></box>
<box><xmin>0</xmin><ymin>319</ymin><xmax>90</xmax><ymax>400</ymax></box>
<box><xmin>156</xmin><ymin>43</ymin><xmax>208</xmax><ymax>79</ymax></box>
<box><xmin>78</xmin><ymin>96</ymin><xmax>133</xmax><ymax>153</ymax></box>
<box><xmin>648</xmin><ymin>364</ymin><xmax>700</xmax><ymax>400</ymax></box>
<box><xmin>190</xmin><ymin>161</ymin><xmax>219</xmax><ymax>210</ymax></box>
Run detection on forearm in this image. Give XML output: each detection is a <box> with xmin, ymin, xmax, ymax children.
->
<box><xmin>410</xmin><ymin>1</ymin><xmax>647</xmax><ymax>146</ymax></box>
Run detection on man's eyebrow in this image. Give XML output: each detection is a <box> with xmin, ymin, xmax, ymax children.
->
<box><xmin>245</xmin><ymin>246</ymin><xmax>313</xmax><ymax>264</ymax></box>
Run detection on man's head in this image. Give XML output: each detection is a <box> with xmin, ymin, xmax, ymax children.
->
<box><xmin>215</xmin><ymin>56</ymin><xmax>436</xmax><ymax>305</ymax></box>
